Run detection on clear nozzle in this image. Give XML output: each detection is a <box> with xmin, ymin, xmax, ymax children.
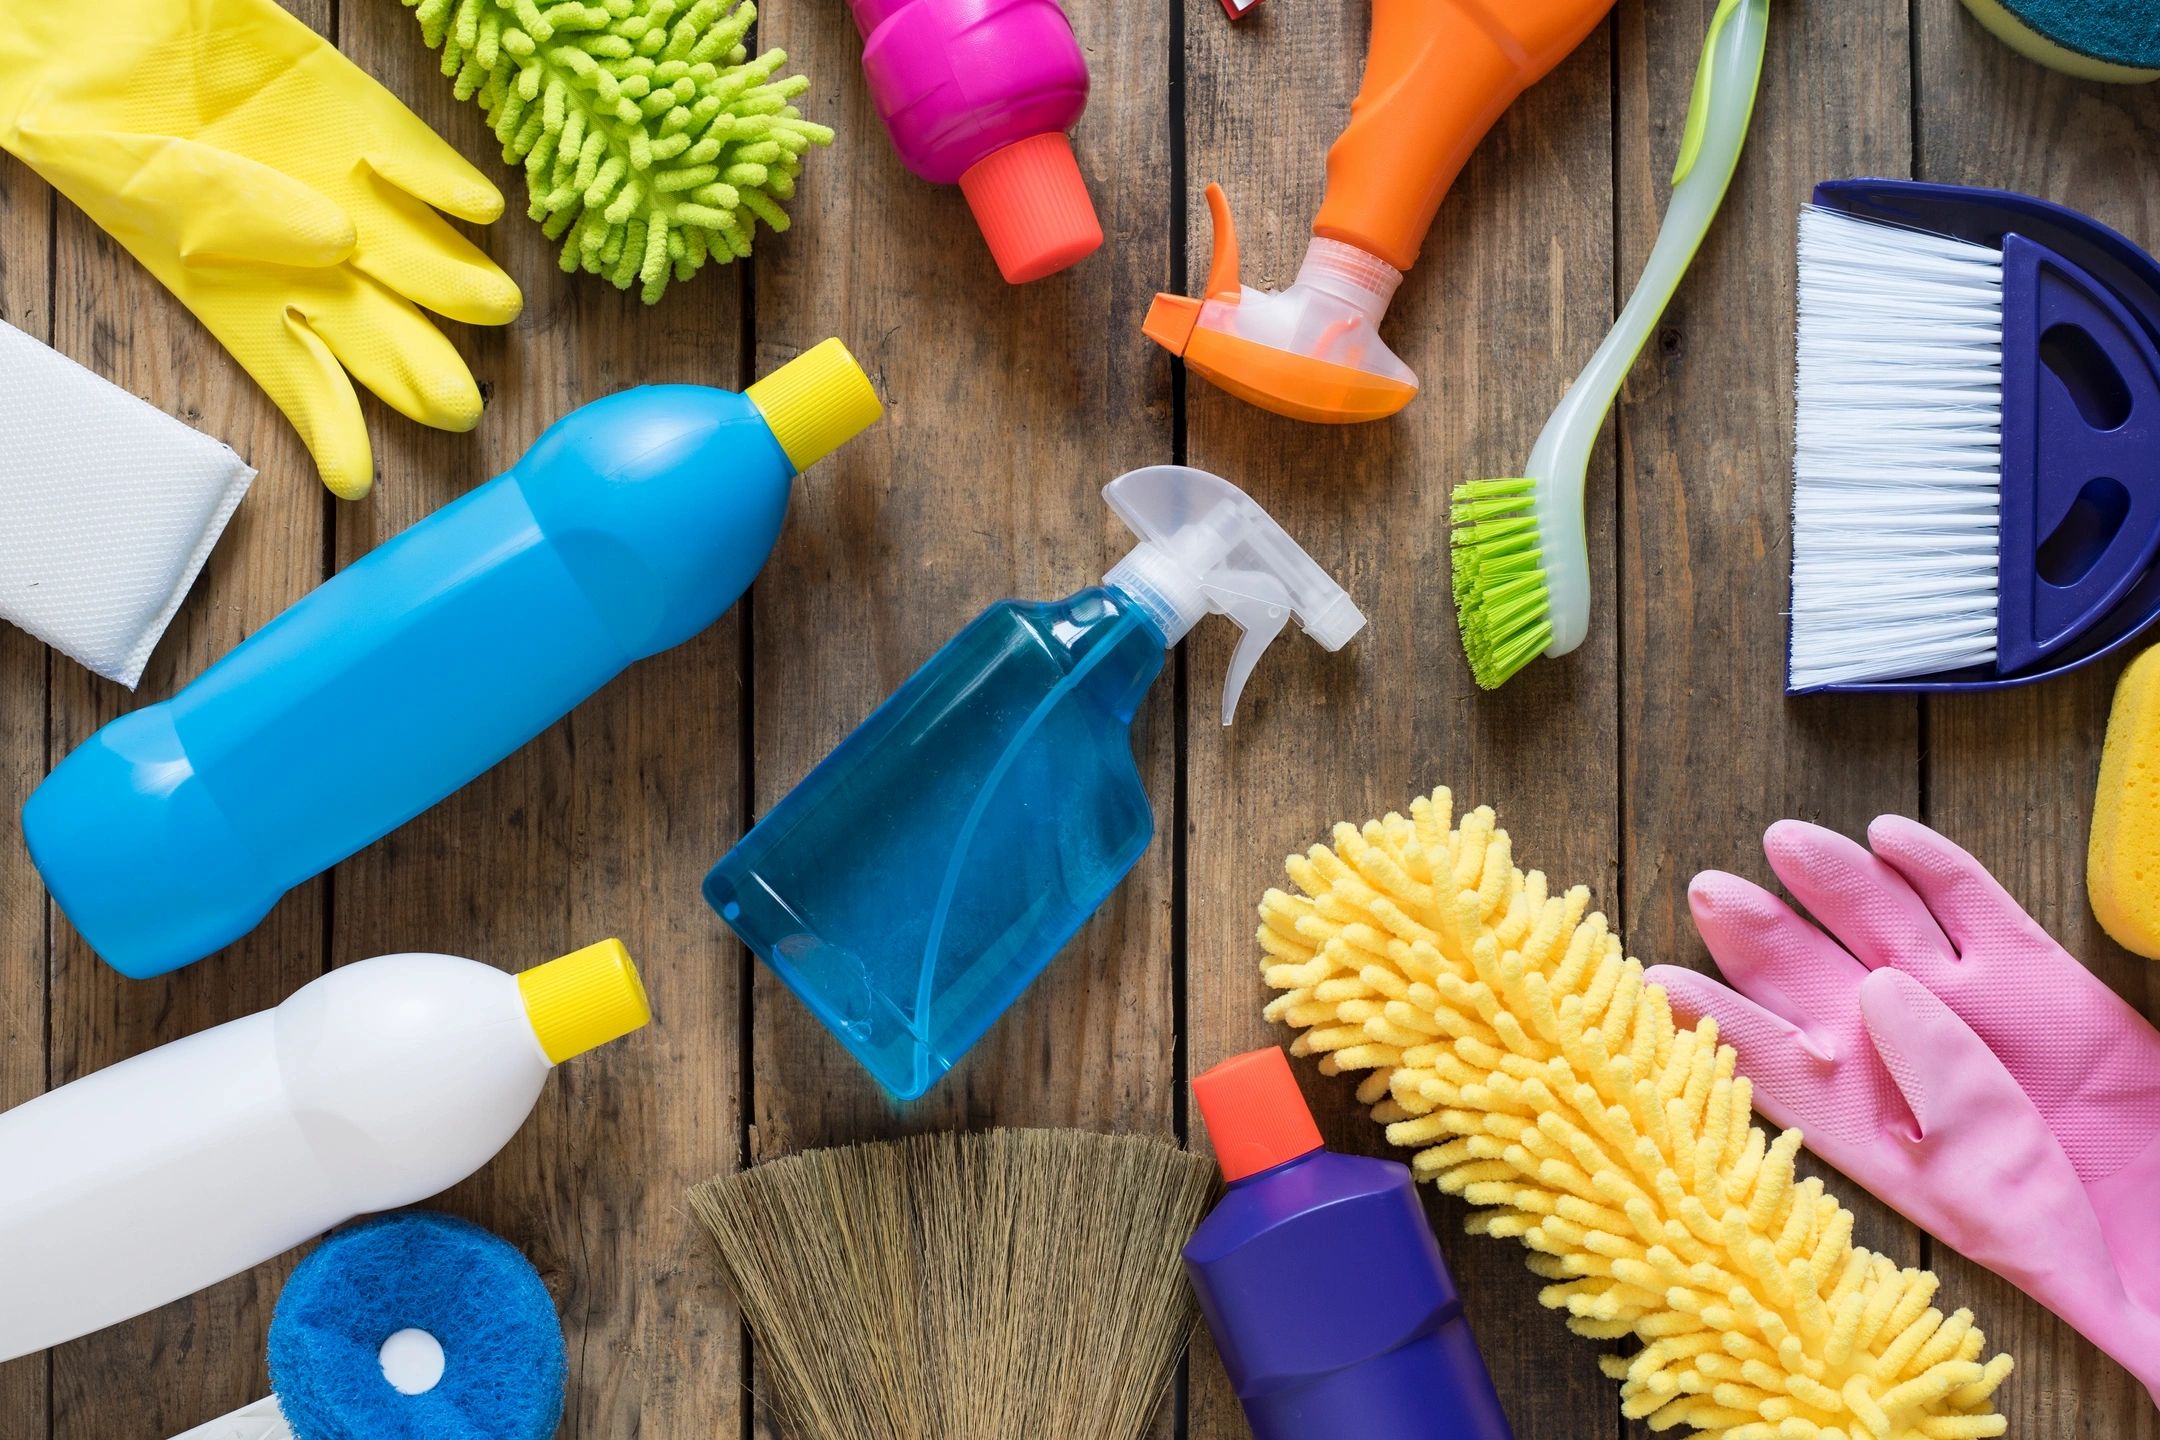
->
<box><xmin>1102</xmin><ymin>466</ymin><xmax>1365</xmax><ymax>726</ymax></box>
<box><xmin>1202</xmin><ymin>238</ymin><xmax>1414</xmax><ymax>384</ymax></box>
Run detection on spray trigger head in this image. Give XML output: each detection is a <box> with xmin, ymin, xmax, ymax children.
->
<box><xmin>1101</xmin><ymin>466</ymin><xmax>1364</xmax><ymax>725</ymax></box>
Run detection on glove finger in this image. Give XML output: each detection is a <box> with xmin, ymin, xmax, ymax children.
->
<box><xmin>299</xmin><ymin>278</ymin><xmax>485</xmax><ymax>436</ymax></box>
<box><xmin>353</xmin><ymin>170</ymin><xmax>523</xmax><ymax>327</ymax></box>
<box><xmin>1688</xmin><ymin>870</ymin><xmax>1869</xmax><ymax>1045</ymax></box>
<box><xmin>1855</xmin><ymin>968</ymin><xmax>2022</xmax><ymax>1143</ymax></box>
<box><xmin>1865</xmin><ymin>815</ymin><xmax>2047</xmax><ymax>963</ymax></box>
<box><xmin>1762</xmin><ymin>818</ymin><xmax>1958</xmax><ymax>977</ymax></box>
<box><xmin>362</xmin><ymin>126</ymin><xmax>506</xmax><ymax>226</ymax></box>
<box><xmin>1646</xmin><ymin>964</ymin><xmax>1843</xmax><ymax>1140</ymax></box>
<box><xmin>271</xmin><ymin>310</ymin><xmax>377</xmax><ymax>500</ymax></box>
<box><xmin>13</xmin><ymin>127</ymin><xmax>354</xmax><ymax>268</ymax></box>
<box><xmin>1857</xmin><ymin>975</ymin><xmax>2004</xmax><ymax>1139</ymax></box>
<box><xmin>1855</xmin><ymin>967</ymin><xmax>2138</xmax><ymax>1338</ymax></box>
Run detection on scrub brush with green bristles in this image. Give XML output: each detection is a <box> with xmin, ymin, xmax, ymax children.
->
<box><xmin>405</xmin><ymin>0</ymin><xmax>832</xmax><ymax>302</ymax></box>
<box><xmin>1449</xmin><ymin>0</ymin><xmax>1767</xmax><ymax>689</ymax></box>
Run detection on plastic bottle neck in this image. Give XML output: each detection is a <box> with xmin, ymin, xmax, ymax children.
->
<box><xmin>1104</xmin><ymin>542</ymin><xmax>1199</xmax><ymax>647</ymax></box>
<box><xmin>1226</xmin><ymin>1143</ymin><xmax>1326</xmax><ymax>1188</ymax></box>
<box><xmin>1293</xmin><ymin>238</ymin><xmax>1403</xmax><ymax>324</ymax></box>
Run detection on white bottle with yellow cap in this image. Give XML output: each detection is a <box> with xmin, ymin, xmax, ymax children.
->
<box><xmin>0</xmin><ymin>940</ymin><xmax>650</xmax><ymax>1362</ymax></box>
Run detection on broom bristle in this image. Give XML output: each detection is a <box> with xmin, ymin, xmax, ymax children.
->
<box><xmin>689</xmin><ymin>1129</ymin><xmax>1216</xmax><ymax>1440</ymax></box>
<box><xmin>1449</xmin><ymin>476</ymin><xmax>1554</xmax><ymax>690</ymax></box>
<box><xmin>1790</xmin><ymin>204</ymin><xmax>2007</xmax><ymax>690</ymax></box>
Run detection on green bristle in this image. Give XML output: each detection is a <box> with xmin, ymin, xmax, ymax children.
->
<box><xmin>406</xmin><ymin>0</ymin><xmax>830</xmax><ymax>302</ymax></box>
<box><xmin>1448</xmin><ymin>476</ymin><xmax>1554</xmax><ymax>691</ymax></box>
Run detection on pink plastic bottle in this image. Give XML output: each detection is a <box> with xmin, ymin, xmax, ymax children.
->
<box><xmin>848</xmin><ymin>0</ymin><xmax>1102</xmax><ymax>284</ymax></box>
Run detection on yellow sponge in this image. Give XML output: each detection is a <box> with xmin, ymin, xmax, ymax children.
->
<box><xmin>1259</xmin><ymin>789</ymin><xmax>2014</xmax><ymax>1438</ymax></box>
<box><xmin>2090</xmin><ymin>645</ymin><xmax>2160</xmax><ymax>959</ymax></box>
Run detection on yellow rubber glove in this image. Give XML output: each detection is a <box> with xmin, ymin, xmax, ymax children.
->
<box><xmin>0</xmin><ymin>0</ymin><xmax>523</xmax><ymax>498</ymax></box>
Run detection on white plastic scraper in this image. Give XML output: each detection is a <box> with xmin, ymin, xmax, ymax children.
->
<box><xmin>1102</xmin><ymin>465</ymin><xmax>1365</xmax><ymax>724</ymax></box>
<box><xmin>0</xmin><ymin>318</ymin><xmax>253</xmax><ymax>687</ymax></box>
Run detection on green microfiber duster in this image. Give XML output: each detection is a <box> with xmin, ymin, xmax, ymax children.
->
<box><xmin>407</xmin><ymin>0</ymin><xmax>833</xmax><ymax>302</ymax></box>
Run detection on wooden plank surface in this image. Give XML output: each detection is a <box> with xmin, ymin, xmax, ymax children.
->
<box><xmin>0</xmin><ymin>147</ymin><xmax>51</xmax><ymax>1440</ymax></box>
<box><xmin>327</xmin><ymin>3</ymin><xmax>754</xmax><ymax>1434</ymax></box>
<box><xmin>1612</xmin><ymin>13</ymin><xmax>1929</xmax><ymax>1435</ymax></box>
<box><xmin>1911</xmin><ymin>0</ymin><xmax>2160</xmax><ymax>1431</ymax></box>
<box><xmin>37</xmin><ymin>0</ymin><xmax>336</xmax><ymax>1424</ymax></box>
<box><xmin>3</xmin><ymin>0</ymin><xmax>2160</xmax><ymax>1437</ymax></box>
<box><xmin>745</xmin><ymin>0</ymin><xmax>1177</xmax><ymax>1154</ymax></box>
<box><xmin>1177</xmin><ymin>2</ymin><xmax>1621</xmax><ymax>1436</ymax></box>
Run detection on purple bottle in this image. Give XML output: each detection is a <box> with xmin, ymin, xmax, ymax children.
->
<box><xmin>1185</xmin><ymin>1047</ymin><xmax>1513</xmax><ymax>1440</ymax></box>
<box><xmin>847</xmin><ymin>0</ymin><xmax>1101</xmax><ymax>283</ymax></box>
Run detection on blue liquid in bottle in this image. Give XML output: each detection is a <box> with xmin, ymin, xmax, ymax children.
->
<box><xmin>706</xmin><ymin>587</ymin><xmax>1164</xmax><ymax>1097</ymax></box>
<box><xmin>710</xmin><ymin>464</ymin><xmax>1365</xmax><ymax>1098</ymax></box>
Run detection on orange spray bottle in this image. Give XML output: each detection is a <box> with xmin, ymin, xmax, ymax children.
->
<box><xmin>1145</xmin><ymin>0</ymin><xmax>1614</xmax><ymax>423</ymax></box>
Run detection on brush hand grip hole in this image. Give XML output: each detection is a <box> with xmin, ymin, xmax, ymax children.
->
<box><xmin>2041</xmin><ymin>322</ymin><xmax>2135</xmax><ymax>430</ymax></box>
<box><xmin>1992</xmin><ymin>232</ymin><xmax>2160</xmax><ymax>670</ymax></box>
<box><xmin>2038</xmin><ymin>476</ymin><xmax>2131</xmax><ymax>587</ymax></box>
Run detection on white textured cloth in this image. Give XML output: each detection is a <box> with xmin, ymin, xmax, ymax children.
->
<box><xmin>0</xmin><ymin>318</ymin><xmax>253</xmax><ymax>687</ymax></box>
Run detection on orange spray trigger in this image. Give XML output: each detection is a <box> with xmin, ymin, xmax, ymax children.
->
<box><xmin>1141</xmin><ymin>180</ymin><xmax>1418</xmax><ymax>425</ymax></box>
<box><xmin>1145</xmin><ymin>0</ymin><xmax>1614</xmax><ymax>425</ymax></box>
<box><xmin>1141</xmin><ymin>184</ymin><xmax>1246</xmax><ymax>362</ymax></box>
<box><xmin>1202</xmin><ymin>183</ymin><xmax>1241</xmax><ymax>301</ymax></box>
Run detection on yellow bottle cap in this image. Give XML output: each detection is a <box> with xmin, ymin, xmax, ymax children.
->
<box><xmin>518</xmin><ymin>939</ymin><xmax>652</xmax><ymax>1064</ymax></box>
<box><xmin>746</xmin><ymin>338</ymin><xmax>883</xmax><ymax>473</ymax></box>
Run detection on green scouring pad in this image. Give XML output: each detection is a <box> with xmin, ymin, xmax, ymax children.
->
<box><xmin>407</xmin><ymin>0</ymin><xmax>834</xmax><ymax>301</ymax></box>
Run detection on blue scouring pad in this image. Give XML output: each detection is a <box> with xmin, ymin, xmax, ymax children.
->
<box><xmin>267</xmin><ymin>1212</ymin><xmax>567</xmax><ymax>1440</ymax></box>
<box><xmin>1961</xmin><ymin>0</ymin><xmax>2160</xmax><ymax>81</ymax></box>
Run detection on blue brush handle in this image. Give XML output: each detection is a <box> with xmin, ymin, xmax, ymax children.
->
<box><xmin>1998</xmin><ymin>235</ymin><xmax>2160</xmax><ymax>671</ymax></box>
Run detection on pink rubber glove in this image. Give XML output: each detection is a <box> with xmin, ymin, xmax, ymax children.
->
<box><xmin>1643</xmin><ymin>816</ymin><xmax>2160</xmax><ymax>1406</ymax></box>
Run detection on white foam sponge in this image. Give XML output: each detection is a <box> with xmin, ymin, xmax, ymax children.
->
<box><xmin>0</xmin><ymin>318</ymin><xmax>254</xmax><ymax>687</ymax></box>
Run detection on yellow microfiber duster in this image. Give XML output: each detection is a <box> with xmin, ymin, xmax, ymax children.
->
<box><xmin>1257</xmin><ymin>788</ymin><xmax>2015</xmax><ymax>1439</ymax></box>
<box><xmin>2090</xmin><ymin>644</ymin><xmax>2160</xmax><ymax>959</ymax></box>
<box><xmin>406</xmin><ymin>0</ymin><xmax>832</xmax><ymax>301</ymax></box>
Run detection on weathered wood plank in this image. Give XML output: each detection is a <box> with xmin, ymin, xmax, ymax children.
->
<box><xmin>1615</xmin><ymin>10</ymin><xmax>1926</xmax><ymax>1433</ymax></box>
<box><xmin>1616</xmin><ymin>0</ymin><xmax>1917</xmax><ymax>990</ymax></box>
<box><xmin>739</xmin><ymin>4</ymin><xmax>1176</xmax><ymax>1431</ymax></box>
<box><xmin>326</xmin><ymin>3</ymin><xmax>753</xmax><ymax>1433</ymax></box>
<box><xmin>1914</xmin><ymin>0</ymin><xmax>2160</xmax><ymax>1430</ymax></box>
<box><xmin>1179</xmin><ymin>3</ymin><xmax>1621</xmax><ymax>1435</ymax></box>
<box><xmin>17</xmin><ymin>0</ymin><xmax>2157</xmax><ymax>1436</ymax></box>
<box><xmin>0</xmin><ymin>147</ymin><xmax>52</xmax><ymax>1440</ymax></box>
<box><xmin>745</xmin><ymin>0</ymin><xmax>1177</xmax><ymax>1151</ymax></box>
<box><xmin>39</xmin><ymin>0</ymin><xmax>333</xmax><ymax>1428</ymax></box>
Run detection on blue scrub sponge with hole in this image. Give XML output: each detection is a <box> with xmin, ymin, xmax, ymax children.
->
<box><xmin>268</xmin><ymin>1212</ymin><xmax>567</xmax><ymax>1440</ymax></box>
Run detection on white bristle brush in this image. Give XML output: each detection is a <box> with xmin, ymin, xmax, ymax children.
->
<box><xmin>1790</xmin><ymin>205</ymin><xmax>2007</xmax><ymax>691</ymax></box>
<box><xmin>1788</xmin><ymin>187</ymin><xmax>2160</xmax><ymax>693</ymax></box>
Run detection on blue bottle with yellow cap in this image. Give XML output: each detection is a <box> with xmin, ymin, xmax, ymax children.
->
<box><xmin>23</xmin><ymin>340</ymin><xmax>882</xmax><ymax>979</ymax></box>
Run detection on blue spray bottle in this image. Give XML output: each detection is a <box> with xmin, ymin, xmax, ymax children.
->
<box><xmin>706</xmin><ymin>466</ymin><xmax>1364</xmax><ymax>1097</ymax></box>
<box><xmin>25</xmin><ymin>341</ymin><xmax>882</xmax><ymax>978</ymax></box>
